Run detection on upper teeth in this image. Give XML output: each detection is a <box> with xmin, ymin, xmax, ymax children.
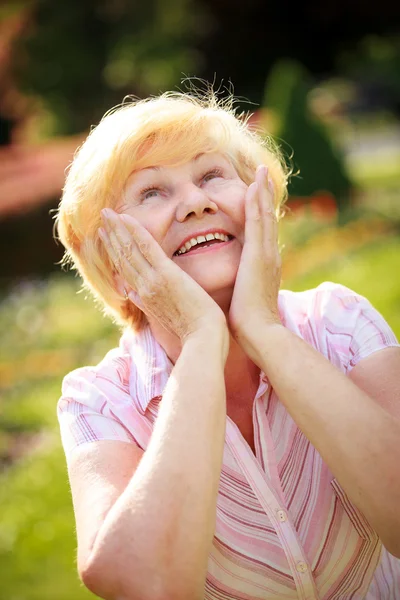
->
<box><xmin>175</xmin><ymin>232</ymin><xmax>230</xmax><ymax>255</ymax></box>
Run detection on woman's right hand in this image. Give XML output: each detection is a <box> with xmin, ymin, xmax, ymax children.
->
<box><xmin>99</xmin><ymin>208</ymin><xmax>229</xmax><ymax>346</ymax></box>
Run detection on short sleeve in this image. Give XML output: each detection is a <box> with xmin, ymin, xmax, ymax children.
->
<box><xmin>317</xmin><ymin>282</ymin><xmax>399</xmax><ymax>373</ymax></box>
<box><xmin>57</xmin><ymin>352</ymin><xmax>137</xmax><ymax>465</ymax></box>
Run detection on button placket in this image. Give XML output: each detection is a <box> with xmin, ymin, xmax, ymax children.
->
<box><xmin>296</xmin><ymin>561</ymin><xmax>308</xmax><ymax>573</ymax></box>
<box><xmin>226</xmin><ymin>420</ymin><xmax>320</xmax><ymax>600</ymax></box>
<box><xmin>277</xmin><ymin>509</ymin><xmax>287</xmax><ymax>522</ymax></box>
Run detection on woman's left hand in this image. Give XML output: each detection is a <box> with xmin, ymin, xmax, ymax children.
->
<box><xmin>228</xmin><ymin>165</ymin><xmax>282</xmax><ymax>354</ymax></box>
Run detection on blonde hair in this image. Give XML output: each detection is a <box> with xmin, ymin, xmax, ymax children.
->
<box><xmin>55</xmin><ymin>90</ymin><xmax>289</xmax><ymax>332</ymax></box>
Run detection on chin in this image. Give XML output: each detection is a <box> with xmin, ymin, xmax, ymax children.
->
<box><xmin>188</xmin><ymin>276</ymin><xmax>234</xmax><ymax>313</ymax></box>
<box><xmin>184</xmin><ymin>256</ymin><xmax>238</xmax><ymax>282</ymax></box>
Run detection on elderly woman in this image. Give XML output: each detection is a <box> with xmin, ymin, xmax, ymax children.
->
<box><xmin>56</xmin><ymin>91</ymin><xmax>400</xmax><ymax>600</ymax></box>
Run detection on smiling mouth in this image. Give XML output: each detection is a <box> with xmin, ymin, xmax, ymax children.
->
<box><xmin>174</xmin><ymin>236</ymin><xmax>235</xmax><ymax>257</ymax></box>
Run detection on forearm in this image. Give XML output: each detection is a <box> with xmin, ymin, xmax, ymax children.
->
<box><xmin>247</xmin><ymin>323</ymin><xmax>400</xmax><ymax>555</ymax></box>
<box><xmin>87</xmin><ymin>332</ymin><xmax>227</xmax><ymax>600</ymax></box>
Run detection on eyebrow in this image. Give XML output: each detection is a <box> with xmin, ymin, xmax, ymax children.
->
<box><xmin>141</xmin><ymin>152</ymin><xmax>207</xmax><ymax>173</ymax></box>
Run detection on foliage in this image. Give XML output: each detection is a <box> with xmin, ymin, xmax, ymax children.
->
<box><xmin>0</xmin><ymin>223</ymin><xmax>399</xmax><ymax>598</ymax></box>
<box><xmin>11</xmin><ymin>0</ymin><xmax>208</xmax><ymax>135</ymax></box>
<box><xmin>263</xmin><ymin>59</ymin><xmax>352</xmax><ymax>212</ymax></box>
<box><xmin>280</xmin><ymin>212</ymin><xmax>397</xmax><ymax>281</ymax></box>
<box><xmin>338</xmin><ymin>35</ymin><xmax>400</xmax><ymax>116</ymax></box>
<box><xmin>0</xmin><ymin>422</ymin><xmax>95</xmax><ymax>600</ymax></box>
<box><xmin>0</xmin><ymin>275</ymin><xmax>119</xmax><ymax>599</ymax></box>
<box><xmin>284</xmin><ymin>235</ymin><xmax>400</xmax><ymax>337</ymax></box>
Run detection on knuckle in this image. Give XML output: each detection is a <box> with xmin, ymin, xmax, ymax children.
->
<box><xmin>150</xmin><ymin>279</ymin><xmax>163</xmax><ymax>295</ymax></box>
<box><xmin>119</xmin><ymin>254</ymin><xmax>129</xmax><ymax>272</ymax></box>
<box><xmin>114</xmin><ymin>255</ymin><xmax>122</xmax><ymax>270</ymax></box>
<box><xmin>139</xmin><ymin>242</ymin><xmax>150</xmax><ymax>255</ymax></box>
<box><xmin>263</xmin><ymin>249</ymin><xmax>275</xmax><ymax>261</ymax></box>
<box><xmin>138</xmin><ymin>278</ymin><xmax>160</xmax><ymax>299</ymax></box>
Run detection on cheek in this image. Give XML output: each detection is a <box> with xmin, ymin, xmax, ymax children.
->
<box><xmin>222</xmin><ymin>184</ymin><xmax>247</xmax><ymax>223</ymax></box>
<box><xmin>122</xmin><ymin>206</ymin><xmax>166</xmax><ymax>243</ymax></box>
<box><xmin>238</xmin><ymin>192</ymin><xmax>247</xmax><ymax>220</ymax></box>
<box><xmin>226</xmin><ymin>187</ymin><xmax>247</xmax><ymax>244</ymax></box>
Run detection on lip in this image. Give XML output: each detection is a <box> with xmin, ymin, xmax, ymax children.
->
<box><xmin>174</xmin><ymin>236</ymin><xmax>235</xmax><ymax>257</ymax></box>
<box><xmin>173</xmin><ymin>228</ymin><xmax>234</xmax><ymax>256</ymax></box>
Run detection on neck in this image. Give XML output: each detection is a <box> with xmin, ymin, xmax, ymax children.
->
<box><xmin>147</xmin><ymin>316</ymin><xmax>260</xmax><ymax>414</ymax></box>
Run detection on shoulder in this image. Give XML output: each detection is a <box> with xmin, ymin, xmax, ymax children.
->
<box><xmin>58</xmin><ymin>324</ymin><xmax>170</xmax><ymax>425</ymax></box>
<box><xmin>57</xmin><ymin>329</ymin><xmax>151</xmax><ymax>459</ymax></box>
<box><xmin>59</xmin><ymin>325</ymin><xmax>153</xmax><ymax>419</ymax></box>
<box><xmin>278</xmin><ymin>281</ymin><xmax>362</xmax><ymax>327</ymax></box>
<box><xmin>278</xmin><ymin>282</ymin><xmax>398</xmax><ymax>371</ymax></box>
<box><xmin>61</xmin><ymin>343</ymin><xmax>132</xmax><ymax>407</ymax></box>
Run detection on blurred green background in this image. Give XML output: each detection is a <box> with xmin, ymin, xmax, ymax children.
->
<box><xmin>0</xmin><ymin>1</ymin><xmax>399</xmax><ymax>598</ymax></box>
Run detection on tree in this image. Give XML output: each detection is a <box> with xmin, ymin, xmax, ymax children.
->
<box><xmin>263</xmin><ymin>60</ymin><xmax>352</xmax><ymax>216</ymax></box>
<box><xmin>11</xmin><ymin>0</ymin><xmax>209</xmax><ymax>135</ymax></box>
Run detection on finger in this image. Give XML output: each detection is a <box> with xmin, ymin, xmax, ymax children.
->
<box><xmin>107</xmin><ymin>232</ymin><xmax>150</xmax><ymax>304</ymax></box>
<box><xmin>117</xmin><ymin>252</ymin><xmax>143</xmax><ymax>296</ymax></box>
<box><xmin>119</xmin><ymin>213</ymin><xmax>169</xmax><ymax>267</ymax></box>
<box><xmin>100</xmin><ymin>228</ymin><xmax>147</xmax><ymax>309</ymax></box>
<box><xmin>256</xmin><ymin>165</ymin><xmax>276</xmax><ymax>219</ymax></box>
<box><xmin>113</xmin><ymin>270</ymin><xmax>129</xmax><ymax>297</ymax></box>
<box><xmin>255</xmin><ymin>165</ymin><xmax>271</xmax><ymax>210</ymax></box>
<box><xmin>244</xmin><ymin>181</ymin><xmax>263</xmax><ymax>251</ymax></box>
<box><xmin>109</xmin><ymin>228</ymin><xmax>151</xmax><ymax>289</ymax></box>
<box><xmin>102</xmin><ymin>209</ymin><xmax>152</xmax><ymax>273</ymax></box>
<box><xmin>265</xmin><ymin>177</ymin><xmax>280</xmax><ymax>251</ymax></box>
<box><xmin>100</xmin><ymin>224</ymin><xmax>141</xmax><ymax>285</ymax></box>
<box><xmin>101</xmin><ymin>208</ymin><xmax>134</xmax><ymax>252</ymax></box>
<box><xmin>103</xmin><ymin>208</ymin><xmax>168</xmax><ymax>267</ymax></box>
<box><xmin>107</xmin><ymin>215</ymin><xmax>139</xmax><ymax>260</ymax></box>
<box><xmin>256</xmin><ymin>166</ymin><xmax>279</xmax><ymax>251</ymax></box>
<box><xmin>99</xmin><ymin>227</ymin><xmax>122</xmax><ymax>270</ymax></box>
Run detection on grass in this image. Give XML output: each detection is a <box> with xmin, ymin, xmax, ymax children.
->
<box><xmin>0</xmin><ymin>228</ymin><xmax>399</xmax><ymax>599</ymax></box>
<box><xmin>0</xmin><ymin>278</ymin><xmax>119</xmax><ymax>600</ymax></box>
<box><xmin>283</xmin><ymin>235</ymin><xmax>400</xmax><ymax>337</ymax></box>
<box><xmin>0</xmin><ymin>424</ymin><xmax>93</xmax><ymax>600</ymax></box>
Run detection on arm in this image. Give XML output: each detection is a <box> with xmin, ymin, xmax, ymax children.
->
<box><xmin>228</xmin><ymin>163</ymin><xmax>400</xmax><ymax>557</ymax></box>
<box><xmin>80</xmin><ymin>330</ymin><xmax>227</xmax><ymax>600</ymax></box>
<box><xmin>244</xmin><ymin>323</ymin><xmax>400</xmax><ymax>558</ymax></box>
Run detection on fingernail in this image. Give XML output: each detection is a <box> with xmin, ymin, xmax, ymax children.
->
<box><xmin>101</xmin><ymin>208</ymin><xmax>114</xmax><ymax>220</ymax></box>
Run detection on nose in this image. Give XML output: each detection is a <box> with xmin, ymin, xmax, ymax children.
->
<box><xmin>175</xmin><ymin>182</ymin><xmax>218</xmax><ymax>222</ymax></box>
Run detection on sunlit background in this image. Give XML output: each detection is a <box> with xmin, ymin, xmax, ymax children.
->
<box><xmin>1</xmin><ymin>1</ymin><xmax>399</xmax><ymax>598</ymax></box>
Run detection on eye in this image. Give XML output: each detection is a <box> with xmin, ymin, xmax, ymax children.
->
<box><xmin>139</xmin><ymin>186</ymin><xmax>162</xmax><ymax>201</ymax></box>
<box><xmin>201</xmin><ymin>168</ymin><xmax>223</xmax><ymax>183</ymax></box>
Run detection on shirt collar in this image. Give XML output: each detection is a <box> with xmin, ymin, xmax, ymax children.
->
<box><xmin>121</xmin><ymin>324</ymin><xmax>270</xmax><ymax>414</ymax></box>
<box><xmin>121</xmin><ymin>324</ymin><xmax>174</xmax><ymax>413</ymax></box>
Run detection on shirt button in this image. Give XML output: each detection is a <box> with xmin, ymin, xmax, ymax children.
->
<box><xmin>276</xmin><ymin>509</ymin><xmax>287</xmax><ymax>522</ymax></box>
<box><xmin>296</xmin><ymin>561</ymin><xmax>308</xmax><ymax>573</ymax></box>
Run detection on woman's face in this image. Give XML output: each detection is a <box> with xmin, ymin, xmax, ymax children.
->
<box><xmin>117</xmin><ymin>152</ymin><xmax>248</xmax><ymax>298</ymax></box>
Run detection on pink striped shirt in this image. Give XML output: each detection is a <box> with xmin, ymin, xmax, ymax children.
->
<box><xmin>58</xmin><ymin>282</ymin><xmax>400</xmax><ymax>599</ymax></box>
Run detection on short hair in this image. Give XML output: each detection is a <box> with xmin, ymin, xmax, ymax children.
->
<box><xmin>55</xmin><ymin>90</ymin><xmax>290</xmax><ymax>332</ymax></box>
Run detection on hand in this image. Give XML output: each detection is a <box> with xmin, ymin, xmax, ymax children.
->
<box><xmin>228</xmin><ymin>165</ymin><xmax>282</xmax><ymax>354</ymax></box>
<box><xmin>99</xmin><ymin>209</ymin><xmax>228</xmax><ymax>346</ymax></box>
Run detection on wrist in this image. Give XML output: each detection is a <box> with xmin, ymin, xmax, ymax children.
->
<box><xmin>236</xmin><ymin>320</ymin><xmax>285</xmax><ymax>364</ymax></box>
<box><xmin>183</xmin><ymin>325</ymin><xmax>229</xmax><ymax>365</ymax></box>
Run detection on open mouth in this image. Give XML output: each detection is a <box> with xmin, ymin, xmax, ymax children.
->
<box><xmin>173</xmin><ymin>235</ymin><xmax>235</xmax><ymax>257</ymax></box>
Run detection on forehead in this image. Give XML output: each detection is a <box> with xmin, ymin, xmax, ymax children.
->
<box><xmin>127</xmin><ymin>152</ymin><xmax>231</xmax><ymax>182</ymax></box>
